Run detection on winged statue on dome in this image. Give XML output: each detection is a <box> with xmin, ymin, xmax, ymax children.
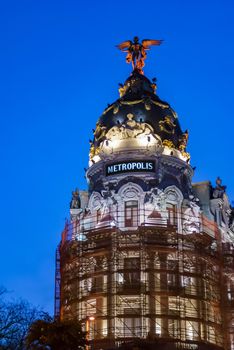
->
<box><xmin>116</xmin><ymin>36</ymin><xmax>163</xmax><ymax>74</ymax></box>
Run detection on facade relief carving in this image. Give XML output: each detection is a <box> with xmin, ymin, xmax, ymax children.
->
<box><xmin>164</xmin><ymin>186</ymin><xmax>183</xmax><ymax>205</ymax></box>
<box><xmin>183</xmin><ymin>201</ymin><xmax>201</xmax><ymax>234</ymax></box>
<box><xmin>144</xmin><ymin>189</ymin><xmax>168</xmax><ymax>222</ymax></box>
<box><xmin>105</xmin><ymin>113</ymin><xmax>157</xmax><ymax>141</ymax></box>
<box><xmin>88</xmin><ymin>191</ymin><xmax>103</xmax><ymax>212</ymax></box>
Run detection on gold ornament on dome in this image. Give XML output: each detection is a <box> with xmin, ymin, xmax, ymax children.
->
<box><xmin>178</xmin><ymin>130</ymin><xmax>189</xmax><ymax>152</ymax></box>
<box><xmin>144</xmin><ymin>97</ymin><xmax>152</xmax><ymax>111</ymax></box>
<box><xmin>116</xmin><ymin>36</ymin><xmax>163</xmax><ymax>74</ymax></box>
<box><xmin>89</xmin><ymin>142</ymin><xmax>95</xmax><ymax>159</ymax></box>
<box><xmin>89</xmin><ymin>142</ymin><xmax>100</xmax><ymax>160</ymax></box>
<box><xmin>113</xmin><ymin>102</ymin><xmax>120</xmax><ymax>114</ymax></box>
<box><xmin>118</xmin><ymin>83</ymin><xmax>126</xmax><ymax>98</ymax></box>
<box><xmin>126</xmin><ymin>113</ymin><xmax>134</xmax><ymax>121</ymax></box>
<box><xmin>121</xmin><ymin>99</ymin><xmax>143</xmax><ymax>106</ymax></box>
<box><xmin>103</xmin><ymin>104</ymin><xmax>114</xmax><ymax>115</ymax></box>
<box><xmin>93</xmin><ymin>122</ymin><xmax>107</xmax><ymax>142</ymax></box>
<box><xmin>181</xmin><ymin>151</ymin><xmax>191</xmax><ymax>161</ymax></box>
<box><xmin>151</xmin><ymin>100</ymin><xmax>170</xmax><ymax>109</ymax></box>
<box><xmin>162</xmin><ymin>139</ymin><xmax>175</xmax><ymax>149</ymax></box>
<box><xmin>171</xmin><ymin>109</ymin><xmax>178</xmax><ymax>119</ymax></box>
<box><xmin>102</xmin><ymin>98</ymin><xmax>172</xmax><ymax>116</ymax></box>
<box><xmin>159</xmin><ymin>116</ymin><xmax>176</xmax><ymax>134</ymax></box>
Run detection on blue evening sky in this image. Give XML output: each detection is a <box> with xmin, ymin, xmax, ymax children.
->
<box><xmin>0</xmin><ymin>0</ymin><xmax>234</xmax><ymax>314</ymax></box>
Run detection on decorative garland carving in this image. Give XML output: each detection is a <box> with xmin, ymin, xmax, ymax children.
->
<box><xmin>102</xmin><ymin>98</ymin><xmax>171</xmax><ymax>115</ymax></box>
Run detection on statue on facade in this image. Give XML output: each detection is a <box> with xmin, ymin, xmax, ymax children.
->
<box><xmin>70</xmin><ymin>188</ymin><xmax>81</xmax><ymax>209</ymax></box>
<box><xmin>213</xmin><ymin>177</ymin><xmax>226</xmax><ymax>199</ymax></box>
<box><xmin>116</xmin><ymin>36</ymin><xmax>163</xmax><ymax>73</ymax></box>
<box><xmin>183</xmin><ymin>201</ymin><xmax>201</xmax><ymax>234</ymax></box>
<box><xmin>178</xmin><ymin>130</ymin><xmax>189</xmax><ymax>152</ymax></box>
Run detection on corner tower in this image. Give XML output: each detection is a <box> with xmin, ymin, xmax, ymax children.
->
<box><xmin>56</xmin><ymin>38</ymin><xmax>234</xmax><ymax>350</ymax></box>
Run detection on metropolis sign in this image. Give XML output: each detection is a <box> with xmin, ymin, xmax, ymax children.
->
<box><xmin>106</xmin><ymin>160</ymin><xmax>155</xmax><ymax>176</ymax></box>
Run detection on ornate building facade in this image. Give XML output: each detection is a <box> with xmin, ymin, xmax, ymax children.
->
<box><xmin>55</xmin><ymin>40</ymin><xmax>234</xmax><ymax>350</ymax></box>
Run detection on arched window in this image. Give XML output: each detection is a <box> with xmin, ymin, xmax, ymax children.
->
<box><xmin>164</xmin><ymin>186</ymin><xmax>183</xmax><ymax>231</ymax></box>
<box><xmin>117</xmin><ymin>183</ymin><xmax>144</xmax><ymax>229</ymax></box>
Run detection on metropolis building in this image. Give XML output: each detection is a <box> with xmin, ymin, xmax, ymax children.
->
<box><xmin>55</xmin><ymin>39</ymin><xmax>234</xmax><ymax>350</ymax></box>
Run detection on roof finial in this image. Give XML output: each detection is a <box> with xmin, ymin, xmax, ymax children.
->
<box><xmin>116</xmin><ymin>36</ymin><xmax>163</xmax><ymax>74</ymax></box>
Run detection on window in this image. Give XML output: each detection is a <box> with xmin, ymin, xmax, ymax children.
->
<box><xmin>125</xmin><ymin>200</ymin><xmax>138</xmax><ymax>227</ymax></box>
<box><xmin>91</xmin><ymin>276</ymin><xmax>103</xmax><ymax>292</ymax></box>
<box><xmin>167</xmin><ymin>259</ymin><xmax>179</xmax><ymax>290</ymax></box>
<box><xmin>167</xmin><ymin>203</ymin><xmax>177</xmax><ymax>225</ymax></box>
<box><xmin>124</xmin><ymin>258</ymin><xmax>140</xmax><ymax>287</ymax></box>
<box><xmin>123</xmin><ymin>308</ymin><xmax>141</xmax><ymax>337</ymax></box>
<box><xmin>168</xmin><ymin>318</ymin><xmax>180</xmax><ymax>337</ymax></box>
<box><xmin>97</xmin><ymin>208</ymin><xmax>101</xmax><ymax>223</ymax></box>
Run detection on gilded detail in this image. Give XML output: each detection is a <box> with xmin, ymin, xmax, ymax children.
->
<box><xmin>159</xmin><ymin>116</ymin><xmax>176</xmax><ymax>134</ymax></box>
<box><xmin>178</xmin><ymin>130</ymin><xmax>189</xmax><ymax>152</ymax></box>
<box><xmin>162</xmin><ymin>139</ymin><xmax>175</xmax><ymax>148</ymax></box>
<box><xmin>94</xmin><ymin>122</ymin><xmax>107</xmax><ymax>142</ymax></box>
<box><xmin>89</xmin><ymin>142</ymin><xmax>100</xmax><ymax>160</ymax></box>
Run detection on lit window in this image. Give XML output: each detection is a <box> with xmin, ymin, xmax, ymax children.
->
<box><xmin>123</xmin><ymin>308</ymin><xmax>141</xmax><ymax>337</ymax></box>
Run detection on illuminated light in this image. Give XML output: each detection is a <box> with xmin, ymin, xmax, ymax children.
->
<box><xmin>89</xmin><ymin>316</ymin><xmax>95</xmax><ymax>321</ymax></box>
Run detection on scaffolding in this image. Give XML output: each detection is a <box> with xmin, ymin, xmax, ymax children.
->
<box><xmin>55</xmin><ymin>208</ymin><xmax>234</xmax><ymax>350</ymax></box>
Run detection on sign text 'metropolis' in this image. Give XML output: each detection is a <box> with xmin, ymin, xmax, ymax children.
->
<box><xmin>106</xmin><ymin>160</ymin><xmax>155</xmax><ymax>176</ymax></box>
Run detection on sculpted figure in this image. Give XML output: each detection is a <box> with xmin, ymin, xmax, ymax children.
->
<box><xmin>106</xmin><ymin>126</ymin><xmax>122</xmax><ymax>140</ymax></box>
<box><xmin>105</xmin><ymin>114</ymin><xmax>155</xmax><ymax>143</ymax></box>
<box><xmin>145</xmin><ymin>189</ymin><xmax>168</xmax><ymax>221</ymax></box>
<box><xmin>116</xmin><ymin>36</ymin><xmax>163</xmax><ymax>73</ymax></box>
<box><xmin>178</xmin><ymin>130</ymin><xmax>189</xmax><ymax>152</ymax></box>
<box><xmin>213</xmin><ymin>177</ymin><xmax>226</xmax><ymax>199</ymax></box>
<box><xmin>221</xmin><ymin>192</ymin><xmax>231</xmax><ymax>227</ymax></box>
<box><xmin>98</xmin><ymin>190</ymin><xmax>117</xmax><ymax>223</ymax></box>
<box><xmin>183</xmin><ymin>202</ymin><xmax>200</xmax><ymax>234</ymax></box>
<box><xmin>94</xmin><ymin>122</ymin><xmax>107</xmax><ymax>141</ymax></box>
<box><xmin>70</xmin><ymin>188</ymin><xmax>81</xmax><ymax>209</ymax></box>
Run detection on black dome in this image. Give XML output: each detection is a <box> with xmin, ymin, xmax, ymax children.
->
<box><xmin>95</xmin><ymin>70</ymin><xmax>184</xmax><ymax>148</ymax></box>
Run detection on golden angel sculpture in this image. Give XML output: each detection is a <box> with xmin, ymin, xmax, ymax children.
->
<box><xmin>116</xmin><ymin>36</ymin><xmax>163</xmax><ymax>73</ymax></box>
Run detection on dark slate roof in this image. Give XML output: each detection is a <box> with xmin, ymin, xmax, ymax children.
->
<box><xmin>96</xmin><ymin>70</ymin><xmax>184</xmax><ymax>147</ymax></box>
